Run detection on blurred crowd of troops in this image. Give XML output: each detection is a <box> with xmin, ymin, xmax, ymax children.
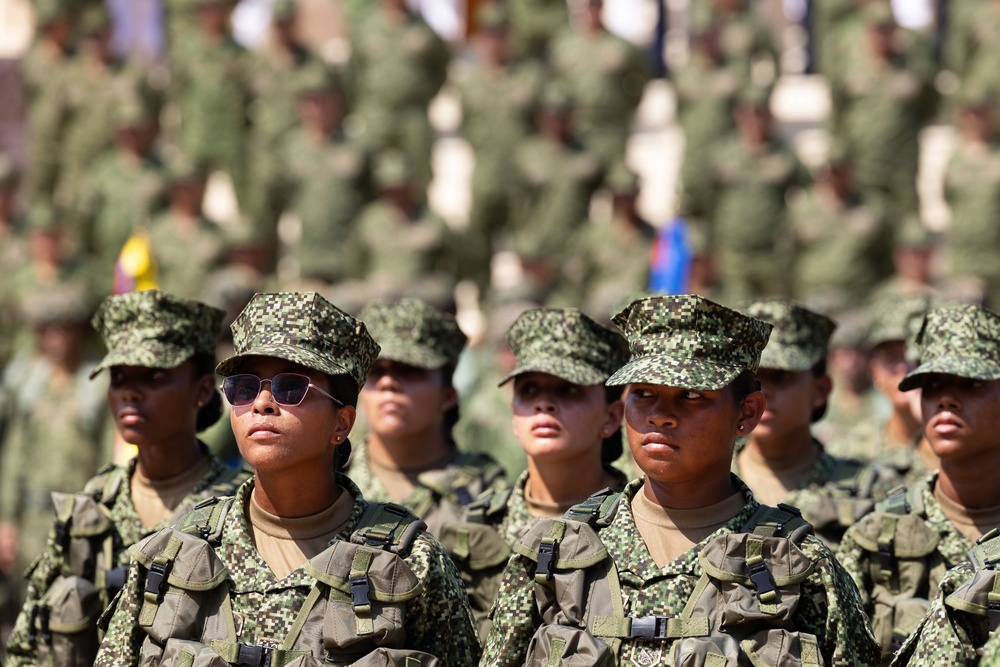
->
<box><xmin>3</xmin><ymin>0</ymin><xmax>1000</xmax><ymax>653</ymax></box>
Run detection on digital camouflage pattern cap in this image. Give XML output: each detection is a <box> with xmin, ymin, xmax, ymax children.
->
<box><xmin>739</xmin><ymin>299</ymin><xmax>836</xmax><ymax>371</ymax></box>
<box><xmin>360</xmin><ymin>298</ymin><xmax>466</xmax><ymax>370</ymax></box>
<box><xmin>91</xmin><ymin>290</ymin><xmax>224</xmax><ymax>378</ymax></box>
<box><xmin>608</xmin><ymin>295</ymin><xmax>772</xmax><ymax>390</ymax></box>
<box><xmin>499</xmin><ymin>308</ymin><xmax>629</xmax><ymax>386</ymax></box>
<box><xmin>899</xmin><ymin>303</ymin><xmax>1000</xmax><ymax>391</ymax></box>
<box><xmin>216</xmin><ymin>292</ymin><xmax>379</xmax><ymax>391</ymax></box>
<box><xmin>866</xmin><ymin>294</ymin><xmax>930</xmax><ymax>350</ymax></box>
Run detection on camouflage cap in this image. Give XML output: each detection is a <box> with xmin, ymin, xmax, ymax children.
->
<box><xmin>862</xmin><ymin>2</ymin><xmax>895</xmax><ymax>27</ymax></box>
<box><xmin>738</xmin><ymin>299</ymin><xmax>836</xmax><ymax>371</ymax></box>
<box><xmin>272</xmin><ymin>0</ymin><xmax>296</xmax><ymax>20</ymax></box>
<box><xmin>295</xmin><ymin>61</ymin><xmax>342</xmax><ymax>97</ymax></box>
<box><xmin>476</xmin><ymin>3</ymin><xmax>508</xmax><ymax>30</ymax></box>
<box><xmin>34</xmin><ymin>0</ymin><xmax>68</xmax><ymax>25</ymax></box>
<box><xmin>899</xmin><ymin>303</ymin><xmax>1000</xmax><ymax>391</ymax></box>
<box><xmin>499</xmin><ymin>308</ymin><xmax>629</xmax><ymax>386</ymax></box>
<box><xmin>20</xmin><ymin>282</ymin><xmax>93</xmax><ymax>327</ymax></box>
<box><xmin>216</xmin><ymin>292</ymin><xmax>380</xmax><ymax>391</ymax></box>
<box><xmin>360</xmin><ymin>298</ymin><xmax>466</xmax><ymax>370</ymax></box>
<box><xmin>607</xmin><ymin>295</ymin><xmax>772</xmax><ymax>390</ymax></box>
<box><xmin>91</xmin><ymin>290</ymin><xmax>224</xmax><ymax>378</ymax></box>
<box><xmin>26</xmin><ymin>203</ymin><xmax>59</xmax><ymax>233</ymax></box>
<box><xmin>374</xmin><ymin>150</ymin><xmax>412</xmax><ymax>188</ymax></box>
<box><xmin>866</xmin><ymin>294</ymin><xmax>930</xmax><ymax>350</ymax></box>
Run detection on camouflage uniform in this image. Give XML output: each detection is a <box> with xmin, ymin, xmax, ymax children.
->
<box><xmin>4</xmin><ymin>290</ymin><xmax>249</xmax><ymax>667</ymax></box>
<box><xmin>507</xmin><ymin>0</ymin><xmax>568</xmax><ymax>59</ymax></box>
<box><xmin>350</xmin><ymin>299</ymin><xmax>506</xmax><ymax>539</ymax></box>
<box><xmin>481</xmin><ymin>295</ymin><xmax>880</xmax><ymax>667</ymax></box>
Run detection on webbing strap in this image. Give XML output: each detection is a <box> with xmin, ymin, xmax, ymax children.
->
<box><xmin>877</xmin><ymin>515</ymin><xmax>899</xmax><ymax>584</ymax></box>
<box><xmin>349</xmin><ymin>549</ymin><xmax>376</xmax><ymax>636</ymax></box>
<box><xmin>534</xmin><ymin>520</ymin><xmax>566</xmax><ymax>584</ymax></box>
<box><xmin>801</xmin><ymin>634</ymin><xmax>821</xmax><ymax>667</ymax></box>
<box><xmin>210</xmin><ymin>640</ymin><xmax>310</xmax><ymax>667</ymax></box>
<box><xmin>591</xmin><ymin>615</ymin><xmax>710</xmax><ymax>640</ymax></box>
<box><xmin>53</xmin><ymin>496</ymin><xmax>75</xmax><ymax>552</ymax></box>
<box><xmin>837</xmin><ymin>498</ymin><xmax>858</xmax><ymax>528</ymax></box>
<box><xmin>452</xmin><ymin>528</ymin><xmax>471</xmax><ymax>561</ymax></box>
<box><xmin>547</xmin><ymin>638</ymin><xmax>566</xmax><ymax>667</ymax></box>
<box><xmin>353</xmin><ymin>503</ymin><xmax>417</xmax><ymax>553</ymax></box>
<box><xmin>282</xmin><ymin>584</ymin><xmax>324</xmax><ymax>650</ymax></box>
<box><xmin>746</xmin><ymin>537</ymin><xmax>778</xmax><ymax>608</ymax></box>
<box><xmin>705</xmin><ymin>654</ymin><xmax>727</xmax><ymax>667</ymax></box>
<box><xmin>988</xmin><ymin>574</ymin><xmax>1000</xmax><ymax>633</ymax></box>
<box><xmin>139</xmin><ymin>537</ymin><xmax>182</xmax><ymax>627</ymax></box>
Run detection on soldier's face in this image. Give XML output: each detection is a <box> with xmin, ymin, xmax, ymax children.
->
<box><xmin>751</xmin><ymin>368</ymin><xmax>831</xmax><ymax>449</ymax></box>
<box><xmin>624</xmin><ymin>383</ymin><xmax>762</xmax><ymax>502</ymax></box>
<box><xmin>510</xmin><ymin>373</ymin><xmax>622</xmax><ymax>465</ymax></box>
<box><xmin>360</xmin><ymin>360</ymin><xmax>456</xmax><ymax>445</ymax></box>
<box><xmin>919</xmin><ymin>374</ymin><xmax>1000</xmax><ymax>464</ymax></box>
<box><xmin>108</xmin><ymin>362</ymin><xmax>216</xmax><ymax>447</ymax></box>
<box><xmin>230</xmin><ymin>356</ymin><xmax>354</xmax><ymax>474</ymax></box>
<box><xmin>870</xmin><ymin>342</ymin><xmax>917</xmax><ymax>414</ymax></box>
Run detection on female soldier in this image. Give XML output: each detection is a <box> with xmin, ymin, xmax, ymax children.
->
<box><xmin>349</xmin><ymin>298</ymin><xmax>505</xmax><ymax>538</ymax></box>
<box><xmin>480</xmin><ymin>294</ymin><xmax>879</xmax><ymax>667</ymax></box>
<box><xmin>95</xmin><ymin>292</ymin><xmax>479</xmax><ymax>667</ymax></box>
<box><xmin>440</xmin><ymin>307</ymin><xmax>629</xmax><ymax>636</ymax></box>
<box><xmin>5</xmin><ymin>290</ymin><xmax>249</xmax><ymax>667</ymax></box>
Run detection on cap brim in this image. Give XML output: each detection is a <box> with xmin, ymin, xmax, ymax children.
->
<box><xmin>377</xmin><ymin>344</ymin><xmax>448</xmax><ymax>370</ymax></box>
<box><xmin>215</xmin><ymin>343</ymin><xmax>354</xmax><ymax>384</ymax></box>
<box><xmin>605</xmin><ymin>354</ymin><xmax>743</xmax><ymax>390</ymax></box>
<box><xmin>498</xmin><ymin>355</ymin><xmax>609</xmax><ymax>387</ymax></box>
<box><xmin>899</xmin><ymin>355</ymin><xmax>1000</xmax><ymax>391</ymax></box>
<box><xmin>758</xmin><ymin>345</ymin><xmax>822</xmax><ymax>372</ymax></box>
<box><xmin>89</xmin><ymin>347</ymin><xmax>191</xmax><ymax>379</ymax></box>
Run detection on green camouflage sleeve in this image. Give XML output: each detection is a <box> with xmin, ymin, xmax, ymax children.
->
<box><xmin>4</xmin><ymin>534</ymin><xmax>62</xmax><ymax>666</ymax></box>
<box><xmin>93</xmin><ymin>558</ymin><xmax>145</xmax><ymax>667</ymax></box>
<box><xmin>836</xmin><ymin>522</ymin><xmax>874</xmax><ymax>612</ymax></box>
<box><xmin>479</xmin><ymin>553</ymin><xmax>540</xmax><ymax>667</ymax></box>
<box><xmin>404</xmin><ymin>533</ymin><xmax>482</xmax><ymax>667</ymax></box>
<box><xmin>889</xmin><ymin>564</ymin><xmax>982</xmax><ymax>667</ymax></box>
<box><xmin>797</xmin><ymin>537</ymin><xmax>881</xmax><ymax>666</ymax></box>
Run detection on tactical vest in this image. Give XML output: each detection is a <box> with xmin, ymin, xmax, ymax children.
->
<box><xmin>24</xmin><ymin>463</ymin><xmax>246</xmax><ymax>667</ymax></box>
<box><xmin>793</xmin><ymin>459</ymin><xmax>885</xmax><ymax>545</ymax></box>
<box><xmin>940</xmin><ymin>528</ymin><xmax>1000</xmax><ymax>646</ymax></box>
<box><xmin>127</xmin><ymin>497</ymin><xmax>440</xmax><ymax>667</ymax></box>
<box><xmin>514</xmin><ymin>490</ymin><xmax>824</xmax><ymax>667</ymax></box>
<box><xmin>406</xmin><ymin>453</ymin><xmax>506</xmax><ymax>521</ymax></box>
<box><xmin>437</xmin><ymin>488</ymin><xmax>515</xmax><ymax>639</ymax></box>
<box><xmin>846</xmin><ymin>486</ymin><xmax>946</xmax><ymax>658</ymax></box>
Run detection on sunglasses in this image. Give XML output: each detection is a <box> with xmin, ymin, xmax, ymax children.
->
<box><xmin>221</xmin><ymin>373</ymin><xmax>343</xmax><ymax>407</ymax></box>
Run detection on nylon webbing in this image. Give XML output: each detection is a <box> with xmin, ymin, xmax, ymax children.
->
<box><xmin>349</xmin><ymin>549</ymin><xmax>376</xmax><ymax>635</ymax></box>
<box><xmin>746</xmin><ymin>536</ymin><xmax>778</xmax><ymax>608</ymax></box>
<box><xmin>281</xmin><ymin>583</ymin><xmax>324</xmax><ymax>650</ymax></box>
<box><xmin>801</xmin><ymin>635</ymin><xmax>821</xmax><ymax>667</ymax></box>
<box><xmin>534</xmin><ymin>520</ymin><xmax>566</xmax><ymax>584</ymax></box>
<box><xmin>547</xmin><ymin>638</ymin><xmax>566</xmax><ymax>667</ymax></box>
<box><xmin>138</xmin><ymin>537</ymin><xmax>182</xmax><ymax>627</ymax></box>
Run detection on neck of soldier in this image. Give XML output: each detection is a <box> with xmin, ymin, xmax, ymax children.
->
<box><xmin>367</xmin><ymin>425</ymin><xmax>451</xmax><ymax>471</ymax></box>
<box><xmin>527</xmin><ymin>446</ymin><xmax>607</xmax><ymax>506</ymax></box>
<box><xmin>253</xmin><ymin>464</ymin><xmax>341</xmax><ymax>517</ymax></box>
<box><xmin>136</xmin><ymin>436</ymin><xmax>206</xmax><ymax>481</ymax></box>
<box><xmin>745</xmin><ymin>426</ymin><xmax>817</xmax><ymax>467</ymax></box>
<box><xmin>937</xmin><ymin>449</ymin><xmax>1000</xmax><ymax>510</ymax></box>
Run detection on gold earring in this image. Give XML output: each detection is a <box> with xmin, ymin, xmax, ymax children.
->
<box><xmin>738</xmin><ymin>425</ymin><xmax>744</xmax><ymax>431</ymax></box>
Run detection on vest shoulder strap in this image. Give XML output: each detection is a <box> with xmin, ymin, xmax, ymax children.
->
<box><xmin>464</xmin><ymin>487</ymin><xmax>513</xmax><ymax>525</ymax></box>
<box><xmin>83</xmin><ymin>465</ymin><xmax>127</xmax><ymax>507</ymax></box>
<box><xmin>178</xmin><ymin>496</ymin><xmax>236</xmax><ymax>544</ymax></box>
<box><xmin>563</xmin><ymin>488</ymin><xmax>621</xmax><ymax>528</ymax></box>
<box><xmin>350</xmin><ymin>502</ymin><xmax>426</xmax><ymax>556</ymax></box>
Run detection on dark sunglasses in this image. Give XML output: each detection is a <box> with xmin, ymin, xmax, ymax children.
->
<box><xmin>221</xmin><ymin>373</ymin><xmax>343</xmax><ymax>407</ymax></box>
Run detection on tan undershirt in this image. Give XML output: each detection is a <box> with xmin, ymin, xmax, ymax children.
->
<box><xmin>249</xmin><ymin>488</ymin><xmax>355</xmax><ymax>579</ymax></box>
<box><xmin>631</xmin><ymin>484</ymin><xmax>746</xmax><ymax>568</ymax></box>
<box><xmin>131</xmin><ymin>455</ymin><xmax>213</xmax><ymax>528</ymax></box>
<box><xmin>368</xmin><ymin>451</ymin><xmax>450</xmax><ymax>503</ymax></box>
<box><xmin>523</xmin><ymin>471</ymin><xmax>623</xmax><ymax>519</ymax></box>
<box><xmin>934</xmin><ymin>484</ymin><xmax>1000</xmax><ymax>543</ymax></box>
<box><xmin>735</xmin><ymin>442</ymin><xmax>822</xmax><ymax>507</ymax></box>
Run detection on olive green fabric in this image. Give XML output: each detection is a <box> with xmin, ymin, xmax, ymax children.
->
<box><xmin>739</xmin><ymin>299</ymin><xmax>836</xmax><ymax>372</ymax></box>
<box><xmin>899</xmin><ymin>303</ymin><xmax>1000</xmax><ymax>390</ymax></box>
<box><xmin>361</xmin><ymin>298</ymin><xmax>466</xmax><ymax>370</ymax></box>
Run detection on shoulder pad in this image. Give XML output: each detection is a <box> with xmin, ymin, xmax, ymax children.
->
<box><xmin>969</xmin><ymin>528</ymin><xmax>1000</xmax><ymax>571</ymax></box>
<box><xmin>177</xmin><ymin>496</ymin><xmax>236</xmax><ymax>544</ymax></box>
<box><xmin>82</xmin><ymin>465</ymin><xmax>126</xmax><ymax>506</ymax></box>
<box><xmin>513</xmin><ymin>518</ymin><xmax>609</xmax><ymax>582</ymax></box>
<box><xmin>128</xmin><ymin>528</ymin><xmax>228</xmax><ymax>592</ymax></box>
<box><xmin>877</xmin><ymin>486</ymin><xmax>914</xmax><ymax>516</ymax></box>
<box><xmin>351</xmin><ymin>502</ymin><xmax>426</xmax><ymax>556</ymax></box>
<box><xmin>304</xmin><ymin>540</ymin><xmax>422</xmax><ymax>603</ymax></box>
<box><xmin>741</xmin><ymin>504</ymin><xmax>814</xmax><ymax>544</ymax></box>
<box><xmin>437</xmin><ymin>521</ymin><xmax>512</xmax><ymax>571</ymax></box>
<box><xmin>205</xmin><ymin>466</ymin><xmax>252</xmax><ymax>498</ymax></box>
<box><xmin>51</xmin><ymin>492</ymin><xmax>113</xmax><ymax>543</ymax></box>
<box><xmin>944</xmin><ymin>566</ymin><xmax>1000</xmax><ymax>629</ymax></box>
<box><xmin>828</xmin><ymin>458</ymin><xmax>874</xmax><ymax>495</ymax></box>
<box><xmin>699</xmin><ymin>531</ymin><xmax>816</xmax><ymax>589</ymax></box>
<box><xmin>563</xmin><ymin>488</ymin><xmax>621</xmax><ymax>528</ymax></box>
<box><xmin>849</xmin><ymin>508</ymin><xmax>940</xmax><ymax>558</ymax></box>
<box><xmin>464</xmin><ymin>487</ymin><xmax>513</xmax><ymax>525</ymax></box>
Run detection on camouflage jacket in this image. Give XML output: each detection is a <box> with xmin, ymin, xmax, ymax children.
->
<box><xmin>93</xmin><ymin>475</ymin><xmax>481</xmax><ymax>667</ymax></box>
<box><xmin>4</xmin><ymin>451</ymin><xmax>248</xmax><ymax>667</ymax></box>
<box><xmin>346</xmin><ymin>439</ymin><xmax>506</xmax><ymax>539</ymax></box>
<box><xmin>480</xmin><ymin>476</ymin><xmax>879</xmax><ymax>667</ymax></box>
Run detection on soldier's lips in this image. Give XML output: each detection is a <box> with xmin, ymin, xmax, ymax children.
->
<box><xmin>930</xmin><ymin>413</ymin><xmax>962</xmax><ymax>436</ymax></box>
<box><xmin>117</xmin><ymin>409</ymin><xmax>143</xmax><ymax>426</ymax></box>
<box><xmin>531</xmin><ymin>419</ymin><xmax>561</xmax><ymax>437</ymax></box>
<box><xmin>641</xmin><ymin>435</ymin><xmax>678</xmax><ymax>451</ymax></box>
<box><xmin>247</xmin><ymin>423</ymin><xmax>281</xmax><ymax>439</ymax></box>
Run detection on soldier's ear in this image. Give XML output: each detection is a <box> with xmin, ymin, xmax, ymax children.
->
<box><xmin>194</xmin><ymin>373</ymin><xmax>216</xmax><ymax>409</ymax></box>
<box><xmin>737</xmin><ymin>391</ymin><xmax>765</xmax><ymax>434</ymax></box>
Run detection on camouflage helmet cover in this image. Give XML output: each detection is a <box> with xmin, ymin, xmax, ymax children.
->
<box><xmin>500</xmin><ymin>308</ymin><xmax>629</xmax><ymax>386</ymax></box>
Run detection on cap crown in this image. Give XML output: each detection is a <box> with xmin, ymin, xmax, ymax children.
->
<box><xmin>217</xmin><ymin>292</ymin><xmax>379</xmax><ymax>391</ymax></box>
<box><xmin>608</xmin><ymin>295</ymin><xmax>771</xmax><ymax>389</ymax></box>
<box><xmin>502</xmin><ymin>308</ymin><xmax>628</xmax><ymax>386</ymax></box>
<box><xmin>866</xmin><ymin>294</ymin><xmax>930</xmax><ymax>350</ymax></box>
<box><xmin>740</xmin><ymin>299</ymin><xmax>835</xmax><ymax>371</ymax></box>
<box><xmin>900</xmin><ymin>303</ymin><xmax>1000</xmax><ymax>390</ymax></box>
<box><xmin>361</xmin><ymin>298</ymin><xmax>466</xmax><ymax>369</ymax></box>
<box><xmin>92</xmin><ymin>290</ymin><xmax>223</xmax><ymax>377</ymax></box>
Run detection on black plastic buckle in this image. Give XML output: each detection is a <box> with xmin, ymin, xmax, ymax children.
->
<box><xmin>877</xmin><ymin>540</ymin><xmax>896</xmax><ymax>574</ymax></box>
<box><xmin>145</xmin><ymin>561</ymin><xmax>173</xmax><ymax>601</ymax></box>
<box><xmin>536</xmin><ymin>541</ymin><xmax>558</xmax><ymax>582</ymax></box>
<box><xmin>628</xmin><ymin>616</ymin><xmax>670</xmax><ymax>640</ymax></box>
<box><xmin>455</xmin><ymin>485</ymin><xmax>473</xmax><ymax>507</ymax></box>
<box><xmin>54</xmin><ymin>521</ymin><xmax>70</xmax><ymax>550</ymax></box>
<box><xmin>105</xmin><ymin>565</ymin><xmax>130</xmax><ymax>594</ymax></box>
<box><xmin>988</xmin><ymin>600</ymin><xmax>1000</xmax><ymax>632</ymax></box>
<box><xmin>350</xmin><ymin>575</ymin><xmax>372</xmax><ymax>608</ymax></box>
<box><xmin>38</xmin><ymin>605</ymin><xmax>52</xmax><ymax>644</ymax></box>
<box><xmin>27</xmin><ymin>605</ymin><xmax>39</xmax><ymax>643</ymax></box>
<box><xmin>235</xmin><ymin>643</ymin><xmax>272</xmax><ymax>667</ymax></box>
<box><xmin>889</xmin><ymin>632</ymin><xmax>907</xmax><ymax>655</ymax></box>
<box><xmin>747</xmin><ymin>560</ymin><xmax>776</xmax><ymax>600</ymax></box>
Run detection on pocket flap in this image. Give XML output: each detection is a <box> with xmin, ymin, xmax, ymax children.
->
<box><xmin>51</xmin><ymin>492</ymin><xmax>112</xmax><ymax>538</ymax></box>
<box><xmin>304</xmin><ymin>541</ymin><xmax>422</xmax><ymax>602</ymax></box>
<box><xmin>513</xmin><ymin>519</ymin><xmax>609</xmax><ymax>570</ymax></box>
<box><xmin>945</xmin><ymin>567</ymin><xmax>998</xmax><ymax>618</ymax></box>
<box><xmin>699</xmin><ymin>534</ymin><xmax>815</xmax><ymax>587</ymax></box>
<box><xmin>851</xmin><ymin>512</ymin><xmax>940</xmax><ymax>558</ymax></box>
<box><xmin>129</xmin><ymin>529</ymin><xmax>228</xmax><ymax>591</ymax></box>
<box><xmin>438</xmin><ymin>521</ymin><xmax>511</xmax><ymax>570</ymax></box>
